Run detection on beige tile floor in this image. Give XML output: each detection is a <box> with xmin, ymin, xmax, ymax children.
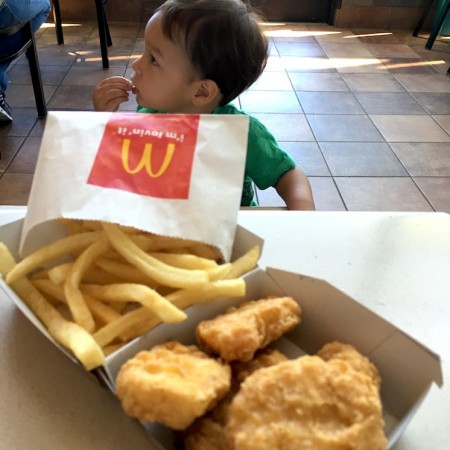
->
<box><xmin>0</xmin><ymin>20</ymin><xmax>449</xmax><ymax>211</ymax></box>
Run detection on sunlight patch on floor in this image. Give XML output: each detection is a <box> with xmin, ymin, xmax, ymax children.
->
<box><xmin>41</xmin><ymin>22</ymin><xmax>83</xmax><ymax>29</ymax></box>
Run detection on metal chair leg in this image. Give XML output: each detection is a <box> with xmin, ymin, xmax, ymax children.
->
<box><xmin>425</xmin><ymin>0</ymin><xmax>450</xmax><ymax>49</ymax></box>
<box><xmin>25</xmin><ymin>22</ymin><xmax>47</xmax><ymax>118</ymax></box>
<box><xmin>95</xmin><ymin>0</ymin><xmax>110</xmax><ymax>69</ymax></box>
<box><xmin>52</xmin><ymin>0</ymin><xmax>64</xmax><ymax>45</ymax></box>
<box><xmin>413</xmin><ymin>0</ymin><xmax>435</xmax><ymax>37</ymax></box>
<box><xmin>105</xmin><ymin>11</ymin><xmax>112</xmax><ymax>47</ymax></box>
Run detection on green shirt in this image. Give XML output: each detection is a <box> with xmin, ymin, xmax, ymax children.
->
<box><xmin>136</xmin><ymin>104</ymin><xmax>296</xmax><ymax>206</ymax></box>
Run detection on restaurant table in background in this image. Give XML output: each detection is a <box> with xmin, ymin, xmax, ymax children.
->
<box><xmin>1</xmin><ymin>206</ymin><xmax>449</xmax><ymax>450</ymax></box>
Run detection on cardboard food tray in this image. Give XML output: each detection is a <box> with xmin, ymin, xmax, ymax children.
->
<box><xmin>100</xmin><ymin>267</ymin><xmax>442</xmax><ymax>450</ymax></box>
<box><xmin>0</xmin><ymin>219</ymin><xmax>442</xmax><ymax>450</ymax></box>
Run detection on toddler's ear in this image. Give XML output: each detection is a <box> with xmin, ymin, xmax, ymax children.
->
<box><xmin>192</xmin><ymin>79</ymin><xmax>221</xmax><ymax>106</ymax></box>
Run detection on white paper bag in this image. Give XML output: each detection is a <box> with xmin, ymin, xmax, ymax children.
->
<box><xmin>20</xmin><ymin>111</ymin><xmax>249</xmax><ymax>261</ymax></box>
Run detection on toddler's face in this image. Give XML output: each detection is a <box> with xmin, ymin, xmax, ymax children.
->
<box><xmin>131</xmin><ymin>12</ymin><xmax>201</xmax><ymax>113</ymax></box>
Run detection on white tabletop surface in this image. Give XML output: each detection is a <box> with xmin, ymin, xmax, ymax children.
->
<box><xmin>1</xmin><ymin>207</ymin><xmax>449</xmax><ymax>449</ymax></box>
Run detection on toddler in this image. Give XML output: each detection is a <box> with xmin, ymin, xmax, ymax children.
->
<box><xmin>93</xmin><ymin>0</ymin><xmax>315</xmax><ymax>210</ymax></box>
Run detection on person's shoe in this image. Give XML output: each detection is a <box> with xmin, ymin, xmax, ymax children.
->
<box><xmin>0</xmin><ymin>90</ymin><xmax>13</xmax><ymax>125</ymax></box>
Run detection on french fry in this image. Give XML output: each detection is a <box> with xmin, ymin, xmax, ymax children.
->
<box><xmin>82</xmin><ymin>294</ymin><xmax>123</xmax><ymax>328</ymax></box>
<box><xmin>58</xmin><ymin>218</ymin><xmax>86</xmax><ymax>235</ymax></box>
<box><xmin>93</xmin><ymin>306</ymin><xmax>155</xmax><ymax>347</ymax></box>
<box><xmin>31</xmin><ymin>278</ymin><xmax>67</xmax><ymax>304</ymax></box>
<box><xmin>220</xmin><ymin>245</ymin><xmax>260</xmax><ymax>279</ymax></box>
<box><xmin>167</xmin><ymin>278</ymin><xmax>246</xmax><ymax>310</ymax></box>
<box><xmin>188</xmin><ymin>242</ymin><xmax>223</xmax><ymax>261</ymax></box>
<box><xmin>30</xmin><ymin>268</ymin><xmax>50</xmax><ymax>280</ymax></box>
<box><xmin>93</xmin><ymin>278</ymin><xmax>246</xmax><ymax>346</ymax></box>
<box><xmin>81</xmin><ymin>283</ymin><xmax>187</xmax><ymax>323</ymax></box>
<box><xmin>6</xmin><ymin>231</ymin><xmax>102</xmax><ymax>284</ymax></box>
<box><xmin>99</xmin><ymin>233</ymin><xmax>204</xmax><ymax>260</ymax></box>
<box><xmin>102</xmin><ymin>222</ymin><xmax>209</xmax><ymax>289</ymax></box>
<box><xmin>64</xmin><ymin>234</ymin><xmax>110</xmax><ymax>332</ymax></box>
<box><xmin>206</xmin><ymin>263</ymin><xmax>233</xmax><ymax>281</ymax></box>
<box><xmin>130</xmin><ymin>233</ymin><xmax>206</xmax><ymax>253</ymax></box>
<box><xmin>161</xmin><ymin>247</ymin><xmax>192</xmax><ymax>255</ymax></box>
<box><xmin>103</xmin><ymin>343</ymin><xmax>124</xmax><ymax>356</ymax></box>
<box><xmin>125</xmin><ymin>278</ymin><xmax>246</xmax><ymax>341</ymax></box>
<box><xmin>47</xmin><ymin>263</ymin><xmax>73</xmax><ymax>284</ymax></box>
<box><xmin>148</xmin><ymin>252</ymin><xmax>230</xmax><ymax>280</ymax></box>
<box><xmin>148</xmin><ymin>252</ymin><xmax>218</xmax><ymax>271</ymax></box>
<box><xmin>82</xmin><ymin>220</ymin><xmax>141</xmax><ymax>235</ymax></box>
<box><xmin>0</xmin><ymin>243</ymin><xmax>105</xmax><ymax>370</ymax></box>
<box><xmin>32</xmin><ymin>279</ymin><xmax>123</xmax><ymax>328</ymax></box>
<box><xmin>1</xmin><ymin>218</ymin><xmax>259</xmax><ymax>368</ymax></box>
<box><xmin>48</xmin><ymin>262</ymin><xmax>119</xmax><ymax>285</ymax></box>
<box><xmin>94</xmin><ymin>258</ymin><xmax>159</xmax><ymax>288</ymax></box>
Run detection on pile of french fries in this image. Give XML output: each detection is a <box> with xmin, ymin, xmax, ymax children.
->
<box><xmin>0</xmin><ymin>219</ymin><xmax>259</xmax><ymax>371</ymax></box>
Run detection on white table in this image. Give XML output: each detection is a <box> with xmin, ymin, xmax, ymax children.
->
<box><xmin>1</xmin><ymin>207</ymin><xmax>449</xmax><ymax>450</ymax></box>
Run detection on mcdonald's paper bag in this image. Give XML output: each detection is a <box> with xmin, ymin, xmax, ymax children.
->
<box><xmin>20</xmin><ymin>111</ymin><xmax>249</xmax><ymax>261</ymax></box>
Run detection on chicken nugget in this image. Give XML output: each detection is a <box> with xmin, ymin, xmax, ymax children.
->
<box><xmin>317</xmin><ymin>341</ymin><xmax>381</xmax><ymax>390</ymax></box>
<box><xmin>196</xmin><ymin>297</ymin><xmax>301</xmax><ymax>362</ymax></box>
<box><xmin>183</xmin><ymin>397</ymin><xmax>234</xmax><ymax>450</ymax></box>
<box><xmin>231</xmin><ymin>348</ymin><xmax>288</xmax><ymax>383</ymax></box>
<box><xmin>115</xmin><ymin>341</ymin><xmax>231</xmax><ymax>430</ymax></box>
<box><xmin>226</xmin><ymin>355</ymin><xmax>387</xmax><ymax>450</ymax></box>
<box><xmin>184</xmin><ymin>348</ymin><xmax>288</xmax><ymax>450</ymax></box>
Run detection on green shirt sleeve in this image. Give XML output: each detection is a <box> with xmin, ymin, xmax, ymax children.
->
<box><xmin>246</xmin><ymin>116</ymin><xmax>296</xmax><ymax>190</ymax></box>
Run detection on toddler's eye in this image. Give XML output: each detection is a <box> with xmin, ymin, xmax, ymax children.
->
<box><xmin>150</xmin><ymin>55</ymin><xmax>159</xmax><ymax>66</ymax></box>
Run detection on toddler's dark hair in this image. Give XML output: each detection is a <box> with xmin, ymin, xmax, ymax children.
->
<box><xmin>156</xmin><ymin>0</ymin><xmax>268</xmax><ymax>106</ymax></box>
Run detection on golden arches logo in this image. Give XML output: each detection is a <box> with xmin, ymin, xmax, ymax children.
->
<box><xmin>121</xmin><ymin>139</ymin><xmax>175</xmax><ymax>178</ymax></box>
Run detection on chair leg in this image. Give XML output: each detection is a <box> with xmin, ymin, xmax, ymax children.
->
<box><xmin>105</xmin><ymin>12</ymin><xmax>112</xmax><ymax>47</ymax></box>
<box><xmin>52</xmin><ymin>0</ymin><xmax>64</xmax><ymax>45</ymax></box>
<box><xmin>413</xmin><ymin>0</ymin><xmax>436</xmax><ymax>37</ymax></box>
<box><xmin>425</xmin><ymin>0</ymin><xmax>450</xmax><ymax>49</ymax></box>
<box><xmin>95</xmin><ymin>0</ymin><xmax>110</xmax><ymax>69</ymax></box>
<box><xmin>102</xmin><ymin>0</ymin><xmax>112</xmax><ymax>46</ymax></box>
<box><xmin>25</xmin><ymin>22</ymin><xmax>47</xmax><ymax>118</ymax></box>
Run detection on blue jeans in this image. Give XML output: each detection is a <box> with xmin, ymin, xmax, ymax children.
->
<box><xmin>0</xmin><ymin>0</ymin><xmax>51</xmax><ymax>92</ymax></box>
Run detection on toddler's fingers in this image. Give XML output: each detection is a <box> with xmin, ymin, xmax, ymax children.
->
<box><xmin>103</xmin><ymin>87</ymin><xmax>131</xmax><ymax>98</ymax></box>
<box><xmin>97</xmin><ymin>76</ymin><xmax>133</xmax><ymax>91</ymax></box>
<box><xmin>106</xmin><ymin>96</ymin><xmax>129</xmax><ymax>111</ymax></box>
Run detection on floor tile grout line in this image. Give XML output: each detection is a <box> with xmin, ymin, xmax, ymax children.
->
<box><xmin>409</xmin><ymin>176</ymin><xmax>438</xmax><ymax>211</ymax></box>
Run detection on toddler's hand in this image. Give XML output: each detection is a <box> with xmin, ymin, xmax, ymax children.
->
<box><xmin>93</xmin><ymin>76</ymin><xmax>133</xmax><ymax>112</ymax></box>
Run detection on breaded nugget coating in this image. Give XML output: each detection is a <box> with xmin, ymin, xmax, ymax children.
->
<box><xmin>184</xmin><ymin>348</ymin><xmax>287</xmax><ymax>450</ymax></box>
<box><xmin>317</xmin><ymin>341</ymin><xmax>382</xmax><ymax>390</ymax></box>
<box><xmin>226</xmin><ymin>356</ymin><xmax>387</xmax><ymax>450</ymax></box>
<box><xmin>115</xmin><ymin>341</ymin><xmax>231</xmax><ymax>430</ymax></box>
<box><xmin>184</xmin><ymin>399</ymin><xmax>233</xmax><ymax>450</ymax></box>
<box><xmin>196</xmin><ymin>297</ymin><xmax>301</xmax><ymax>362</ymax></box>
<box><xmin>231</xmin><ymin>348</ymin><xmax>288</xmax><ymax>383</ymax></box>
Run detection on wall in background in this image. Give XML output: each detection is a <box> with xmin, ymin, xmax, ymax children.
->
<box><xmin>53</xmin><ymin>0</ymin><xmax>162</xmax><ymax>23</ymax></box>
<box><xmin>335</xmin><ymin>0</ymin><xmax>434</xmax><ymax>29</ymax></box>
<box><xmin>342</xmin><ymin>0</ymin><xmax>426</xmax><ymax>5</ymax></box>
<box><xmin>53</xmin><ymin>0</ymin><xmax>433</xmax><ymax>30</ymax></box>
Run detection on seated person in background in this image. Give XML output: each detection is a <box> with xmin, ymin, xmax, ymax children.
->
<box><xmin>0</xmin><ymin>0</ymin><xmax>51</xmax><ymax>125</ymax></box>
<box><xmin>93</xmin><ymin>0</ymin><xmax>315</xmax><ymax>210</ymax></box>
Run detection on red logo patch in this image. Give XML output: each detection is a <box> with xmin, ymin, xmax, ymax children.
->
<box><xmin>87</xmin><ymin>113</ymin><xmax>199</xmax><ymax>199</ymax></box>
